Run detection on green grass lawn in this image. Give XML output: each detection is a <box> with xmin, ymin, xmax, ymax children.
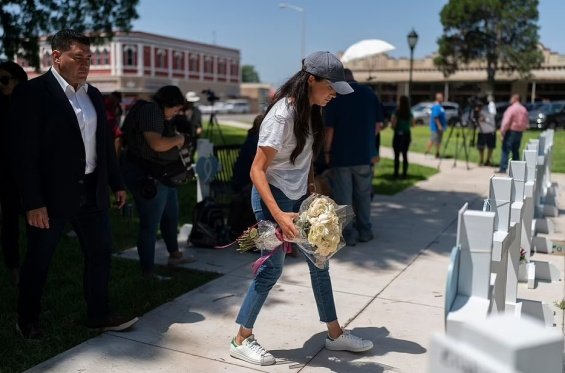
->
<box><xmin>373</xmin><ymin>158</ymin><xmax>438</xmax><ymax>195</ymax></box>
<box><xmin>379</xmin><ymin>125</ymin><xmax>565</xmax><ymax>173</ymax></box>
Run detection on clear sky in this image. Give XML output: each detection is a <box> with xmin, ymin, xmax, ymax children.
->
<box><xmin>133</xmin><ymin>0</ymin><xmax>563</xmax><ymax>86</ymax></box>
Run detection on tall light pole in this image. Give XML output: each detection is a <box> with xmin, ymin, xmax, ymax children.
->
<box><xmin>407</xmin><ymin>28</ymin><xmax>419</xmax><ymax>103</ymax></box>
<box><xmin>279</xmin><ymin>3</ymin><xmax>306</xmax><ymax>60</ymax></box>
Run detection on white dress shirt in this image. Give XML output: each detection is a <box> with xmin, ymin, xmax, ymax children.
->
<box><xmin>51</xmin><ymin>67</ymin><xmax>97</xmax><ymax>174</ymax></box>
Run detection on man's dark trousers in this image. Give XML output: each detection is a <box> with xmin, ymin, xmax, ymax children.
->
<box><xmin>18</xmin><ymin>172</ymin><xmax>112</xmax><ymax>325</ymax></box>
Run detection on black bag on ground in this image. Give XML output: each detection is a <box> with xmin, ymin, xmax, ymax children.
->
<box><xmin>188</xmin><ymin>197</ymin><xmax>230</xmax><ymax>247</ymax></box>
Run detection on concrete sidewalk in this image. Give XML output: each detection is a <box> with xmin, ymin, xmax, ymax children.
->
<box><xmin>28</xmin><ymin>152</ymin><xmax>564</xmax><ymax>372</ymax></box>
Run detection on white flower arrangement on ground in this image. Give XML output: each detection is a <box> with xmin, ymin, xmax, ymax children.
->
<box><xmin>236</xmin><ymin>194</ymin><xmax>354</xmax><ymax>271</ymax></box>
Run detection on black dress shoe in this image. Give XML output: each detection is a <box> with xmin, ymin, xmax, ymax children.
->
<box><xmin>86</xmin><ymin>315</ymin><xmax>139</xmax><ymax>332</ymax></box>
<box><xmin>16</xmin><ymin>320</ymin><xmax>43</xmax><ymax>340</ymax></box>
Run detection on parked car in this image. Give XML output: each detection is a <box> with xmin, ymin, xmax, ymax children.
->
<box><xmin>525</xmin><ymin>102</ymin><xmax>545</xmax><ymax>111</ymax></box>
<box><xmin>224</xmin><ymin>99</ymin><xmax>251</xmax><ymax>114</ymax></box>
<box><xmin>528</xmin><ymin>102</ymin><xmax>565</xmax><ymax>129</ymax></box>
<box><xmin>411</xmin><ymin>101</ymin><xmax>460</xmax><ymax>126</ymax></box>
<box><xmin>199</xmin><ymin>101</ymin><xmax>230</xmax><ymax>114</ymax></box>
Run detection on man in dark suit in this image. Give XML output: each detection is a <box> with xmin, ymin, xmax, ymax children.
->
<box><xmin>9</xmin><ymin>29</ymin><xmax>138</xmax><ymax>339</ymax></box>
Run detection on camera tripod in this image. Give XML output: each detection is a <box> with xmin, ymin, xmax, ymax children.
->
<box><xmin>438</xmin><ymin>122</ymin><xmax>470</xmax><ymax>170</ymax></box>
<box><xmin>205</xmin><ymin>110</ymin><xmax>226</xmax><ymax>145</ymax></box>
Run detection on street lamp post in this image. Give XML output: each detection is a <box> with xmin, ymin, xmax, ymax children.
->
<box><xmin>279</xmin><ymin>3</ymin><xmax>305</xmax><ymax>60</ymax></box>
<box><xmin>407</xmin><ymin>29</ymin><xmax>419</xmax><ymax>103</ymax></box>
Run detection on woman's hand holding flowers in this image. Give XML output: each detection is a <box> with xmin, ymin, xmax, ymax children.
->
<box><xmin>274</xmin><ymin>211</ymin><xmax>298</xmax><ymax>240</ymax></box>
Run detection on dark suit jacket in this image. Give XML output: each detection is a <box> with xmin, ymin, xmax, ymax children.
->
<box><xmin>9</xmin><ymin>69</ymin><xmax>124</xmax><ymax>218</ymax></box>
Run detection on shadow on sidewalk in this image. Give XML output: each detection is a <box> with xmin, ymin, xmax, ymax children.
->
<box><xmin>325</xmin><ymin>186</ymin><xmax>485</xmax><ymax>271</ymax></box>
<box><xmin>270</xmin><ymin>327</ymin><xmax>426</xmax><ymax>372</ymax></box>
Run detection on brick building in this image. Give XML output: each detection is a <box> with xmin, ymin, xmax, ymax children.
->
<box><xmin>20</xmin><ymin>31</ymin><xmax>241</xmax><ymax>102</ymax></box>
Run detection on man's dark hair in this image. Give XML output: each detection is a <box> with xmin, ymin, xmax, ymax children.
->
<box><xmin>51</xmin><ymin>29</ymin><xmax>91</xmax><ymax>52</ymax></box>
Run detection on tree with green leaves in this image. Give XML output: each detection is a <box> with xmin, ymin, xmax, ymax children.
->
<box><xmin>241</xmin><ymin>65</ymin><xmax>260</xmax><ymax>83</ymax></box>
<box><xmin>0</xmin><ymin>0</ymin><xmax>139</xmax><ymax>69</ymax></box>
<box><xmin>434</xmin><ymin>0</ymin><xmax>543</xmax><ymax>94</ymax></box>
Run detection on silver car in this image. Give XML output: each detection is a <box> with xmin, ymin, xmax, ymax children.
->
<box><xmin>411</xmin><ymin>101</ymin><xmax>460</xmax><ymax>126</ymax></box>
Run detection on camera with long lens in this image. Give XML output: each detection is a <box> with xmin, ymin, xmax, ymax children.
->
<box><xmin>202</xmin><ymin>89</ymin><xmax>219</xmax><ymax>104</ymax></box>
<box><xmin>158</xmin><ymin>138</ymin><xmax>196</xmax><ymax>187</ymax></box>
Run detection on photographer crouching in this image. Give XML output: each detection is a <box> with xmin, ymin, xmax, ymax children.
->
<box><xmin>120</xmin><ymin>85</ymin><xmax>196</xmax><ymax>280</ymax></box>
<box><xmin>470</xmin><ymin>99</ymin><xmax>497</xmax><ymax>167</ymax></box>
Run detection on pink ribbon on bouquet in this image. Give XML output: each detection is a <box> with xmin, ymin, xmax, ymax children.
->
<box><xmin>250</xmin><ymin>228</ymin><xmax>292</xmax><ymax>275</ymax></box>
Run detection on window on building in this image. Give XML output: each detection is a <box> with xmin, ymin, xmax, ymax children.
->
<box><xmin>102</xmin><ymin>49</ymin><xmax>110</xmax><ymax>65</ymax></box>
<box><xmin>123</xmin><ymin>45</ymin><xmax>137</xmax><ymax>66</ymax></box>
<box><xmin>156</xmin><ymin>49</ymin><xmax>166</xmax><ymax>68</ymax></box>
<box><xmin>204</xmin><ymin>56</ymin><xmax>213</xmax><ymax>74</ymax></box>
<box><xmin>230</xmin><ymin>60</ymin><xmax>239</xmax><ymax>76</ymax></box>
<box><xmin>174</xmin><ymin>51</ymin><xmax>183</xmax><ymax>70</ymax></box>
<box><xmin>91</xmin><ymin>50</ymin><xmax>100</xmax><ymax>65</ymax></box>
<box><xmin>189</xmin><ymin>53</ymin><xmax>200</xmax><ymax>72</ymax></box>
<box><xmin>218</xmin><ymin>58</ymin><xmax>226</xmax><ymax>75</ymax></box>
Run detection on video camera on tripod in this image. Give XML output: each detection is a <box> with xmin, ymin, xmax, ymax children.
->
<box><xmin>202</xmin><ymin>89</ymin><xmax>220</xmax><ymax>105</ymax></box>
<box><xmin>201</xmin><ymin>89</ymin><xmax>226</xmax><ymax>144</ymax></box>
<box><xmin>465</xmin><ymin>96</ymin><xmax>483</xmax><ymax>148</ymax></box>
<box><xmin>466</xmin><ymin>96</ymin><xmax>485</xmax><ymax>147</ymax></box>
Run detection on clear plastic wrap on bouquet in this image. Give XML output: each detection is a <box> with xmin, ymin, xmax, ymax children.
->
<box><xmin>236</xmin><ymin>220</ymin><xmax>284</xmax><ymax>252</ymax></box>
<box><xmin>254</xmin><ymin>220</ymin><xmax>284</xmax><ymax>251</ymax></box>
<box><xmin>289</xmin><ymin>193</ymin><xmax>355</xmax><ymax>269</ymax></box>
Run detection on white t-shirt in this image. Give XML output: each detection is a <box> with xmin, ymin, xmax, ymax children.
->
<box><xmin>478</xmin><ymin>108</ymin><xmax>496</xmax><ymax>134</ymax></box>
<box><xmin>258</xmin><ymin>98</ymin><xmax>313</xmax><ymax>200</ymax></box>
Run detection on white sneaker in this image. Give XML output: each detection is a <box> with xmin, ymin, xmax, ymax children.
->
<box><xmin>230</xmin><ymin>335</ymin><xmax>276</xmax><ymax>366</ymax></box>
<box><xmin>325</xmin><ymin>330</ymin><xmax>373</xmax><ymax>352</ymax></box>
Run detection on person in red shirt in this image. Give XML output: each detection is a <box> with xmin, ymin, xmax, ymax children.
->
<box><xmin>498</xmin><ymin>94</ymin><xmax>528</xmax><ymax>173</ymax></box>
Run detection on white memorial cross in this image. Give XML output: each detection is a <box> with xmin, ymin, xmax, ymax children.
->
<box><xmin>507</xmin><ymin>161</ymin><xmax>534</xmax><ymax>299</ymax></box>
<box><xmin>524</xmin><ymin>144</ymin><xmax>561</xmax><ymax>282</ymax></box>
<box><xmin>522</xmin><ymin>148</ymin><xmax>538</xmax><ymax>261</ymax></box>
<box><xmin>539</xmin><ymin>130</ymin><xmax>558</xmax><ymax>217</ymax></box>
<box><xmin>484</xmin><ymin>176</ymin><xmax>517</xmax><ymax>314</ymax></box>
<box><xmin>446</xmin><ymin>204</ymin><xmax>495</xmax><ymax>334</ymax></box>
<box><xmin>528</xmin><ymin>138</ymin><xmax>555</xmax><ymax>252</ymax></box>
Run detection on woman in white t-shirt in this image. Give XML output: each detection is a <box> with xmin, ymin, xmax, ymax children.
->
<box><xmin>229</xmin><ymin>52</ymin><xmax>374</xmax><ymax>366</ymax></box>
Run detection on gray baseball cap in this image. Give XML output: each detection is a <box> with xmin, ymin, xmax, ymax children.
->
<box><xmin>302</xmin><ymin>51</ymin><xmax>354</xmax><ymax>95</ymax></box>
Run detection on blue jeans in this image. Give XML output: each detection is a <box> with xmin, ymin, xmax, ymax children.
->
<box><xmin>121</xmin><ymin>157</ymin><xmax>180</xmax><ymax>273</ymax></box>
<box><xmin>235</xmin><ymin>185</ymin><xmax>338</xmax><ymax>329</ymax></box>
<box><xmin>331</xmin><ymin>165</ymin><xmax>373</xmax><ymax>240</ymax></box>
<box><xmin>499</xmin><ymin>131</ymin><xmax>523</xmax><ymax>172</ymax></box>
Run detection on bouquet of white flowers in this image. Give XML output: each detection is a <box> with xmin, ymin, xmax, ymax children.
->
<box><xmin>236</xmin><ymin>194</ymin><xmax>354</xmax><ymax>271</ymax></box>
<box><xmin>292</xmin><ymin>194</ymin><xmax>353</xmax><ymax>268</ymax></box>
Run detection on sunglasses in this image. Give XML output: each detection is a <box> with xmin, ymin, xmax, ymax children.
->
<box><xmin>0</xmin><ymin>76</ymin><xmax>14</xmax><ymax>86</ymax></box>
